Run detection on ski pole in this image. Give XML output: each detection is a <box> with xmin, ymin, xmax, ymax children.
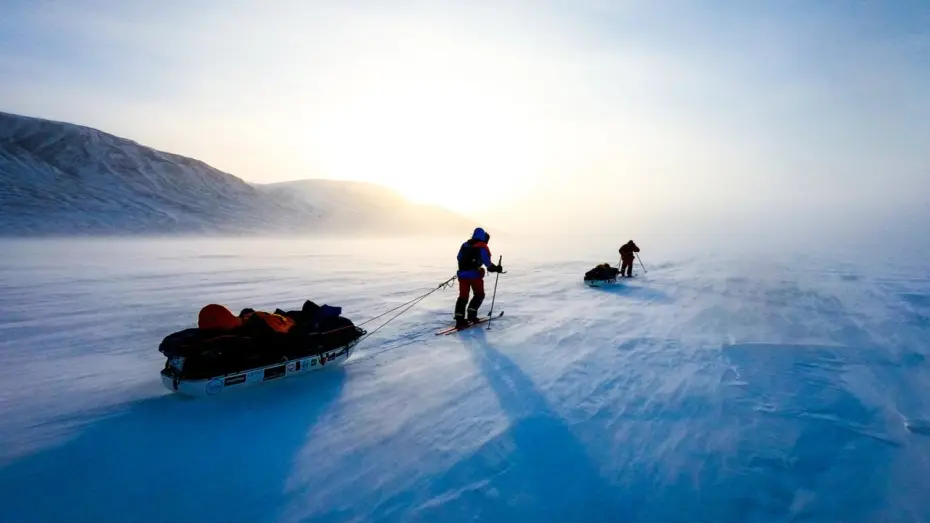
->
<box><xmin>636</xmin><ymin>253</ymin><xmax>647</xmax><ymax>274</ymax></box>
<box><xmin>487</xmin><ymin>255</ymin><xmax>502</xmax><ymax>330</ymax></box>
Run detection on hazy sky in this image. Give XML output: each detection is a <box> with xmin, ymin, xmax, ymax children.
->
<box><xmin>2</xmin><ymin>0</ymin><xmax>928</xmax><ymax>235</ymax></box>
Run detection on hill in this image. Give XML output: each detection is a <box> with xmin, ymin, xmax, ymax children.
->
<box><xmin>0</xmin><ymin>111</ymin><xmax>476</xmax><ymax>236</ymax></box>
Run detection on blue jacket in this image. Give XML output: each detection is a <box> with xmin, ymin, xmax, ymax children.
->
<box><xmin>456</xmin><ymin>227</ymin><xmax>493</xmax><ymax>279</ymax></box>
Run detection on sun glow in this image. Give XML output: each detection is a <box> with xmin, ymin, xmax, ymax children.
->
<box><xmin>311</xmin><ymin>38</ymin><xmax>546</xmax><ymax>215</ymax></box>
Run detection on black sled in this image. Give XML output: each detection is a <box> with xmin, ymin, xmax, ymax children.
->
<box><xmin>584</xmin><ymin>263</ymin><xmax>622</xmax><ymax>287</ymax></box>
<box><xmin>158</xmin><ymin>300</ymin><xmax>366</xmax><ymax>397</ymax></box>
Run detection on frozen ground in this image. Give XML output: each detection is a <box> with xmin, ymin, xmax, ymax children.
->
<box><xmin>1</xmin><ymin>237</ymin><xmax>930</xmax><ymax>522</ymax></box>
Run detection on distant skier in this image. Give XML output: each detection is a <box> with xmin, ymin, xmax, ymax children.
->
<box><xmin>618</xmin><ymin>240</ymin><xmax>640</xmax><ymax>277</ymax></box>
<box><xmin>455</xmin><ymin>227</ymin><xmax>503</xmax><ymax>329</ymax></box>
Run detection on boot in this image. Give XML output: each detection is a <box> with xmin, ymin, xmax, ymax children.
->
<box><xmin>454</xmin><ymin>297</ymin><xmax>469</xmax><ymax>329</ymax></box>
<box><xmin>467</xmin><ymin>294</ymin><xmax>485</xmax><ymax>323</ymax></box>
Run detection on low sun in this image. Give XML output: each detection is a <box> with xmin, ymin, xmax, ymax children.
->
<box><xmin>311</xmin><ymin>44</ymin><xmax>544</xmax><ymax>216</ymax></box>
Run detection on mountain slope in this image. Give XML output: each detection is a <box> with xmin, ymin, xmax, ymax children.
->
<box><xmin>0</xmin><ymin>111</ymin><xmax>475</xmax><ymax>236</ymax></box>
<box><xmin>261</xmin><ymin>179</ymin><xmax>476</xmax><ymax>235</ymax></box>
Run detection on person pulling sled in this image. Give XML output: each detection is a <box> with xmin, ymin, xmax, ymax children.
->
<box><xmin>618</xmin><ymin>240</ymin><xmax>640</xmax><ymax>277</ymax></box>
<box><xmin>455</xmin><ymin>227</ymin><xmax>503</xmax><ymax>329</ymax></box>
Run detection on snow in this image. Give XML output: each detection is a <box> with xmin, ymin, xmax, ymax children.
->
<box><xmin>1</xmin><ymin>236</ymin><xmax>930</xmax><ymax>522</ymax></box>
<box><xmin>0</xmin><ymin>111</ymin><xmax>473</xmax><ymax>235</ymax></box>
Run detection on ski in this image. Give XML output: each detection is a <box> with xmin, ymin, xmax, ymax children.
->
<box><xmin>436</xmin><ymin>311</ymin><xmax>504</xmax><ymax>335</ymax></box>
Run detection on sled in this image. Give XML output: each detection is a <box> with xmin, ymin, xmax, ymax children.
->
<box><xmin>584</xmin><ymin>274</ymin><xmax>636</xmax><ymax>287</ymax></box>
<box><xmin>584</xmin><ymin>278</ymin><xmax>618</xmax><ymax>288</ymax></box>
<box><xmin>160</xmin><ymin>339</ymin><xmax>360</xmax><ymax>398</ymax></box>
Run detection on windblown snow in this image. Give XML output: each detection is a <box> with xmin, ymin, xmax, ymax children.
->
<box><xmin>1</xmin><ymin>237</ymin><xmax>929</xmax><ymax>523</ymax></box>
<box><xmin>0</xmin><ymin>111</ymin><xmax>473</xmax><ymax>236</ymax></box>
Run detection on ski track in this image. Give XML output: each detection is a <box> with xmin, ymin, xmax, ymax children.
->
<box><xmin>1</xmin><ymin>238</ymin><xmax>930</xmax><ymax>522</ymax></box>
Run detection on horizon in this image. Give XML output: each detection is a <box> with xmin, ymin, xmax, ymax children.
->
<box><xmin>2</xmin><ymin>1</ymin><xmax>929</xmax><ymax>241</ymax></box>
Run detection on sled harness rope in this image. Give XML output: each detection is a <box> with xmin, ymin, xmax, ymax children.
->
<box><xmin>317</xmin><ymin>276</ymin><xmax>458</xmax><ymax>345</ymax></box>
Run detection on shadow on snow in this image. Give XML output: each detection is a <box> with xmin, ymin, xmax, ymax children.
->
<box><xmin>380</xmin><ymin>327</ymin><xmax>628</xmax><ymax>522</ymax></box>
<box><xmin>587</xmin><ymin>281</ymin><xmax>671</xmax><ymax>303</ymax></box>
<box><xmin>0</xmin><ymin>369</ymin><xmax>348</xmax><ymax>523</ymax></box>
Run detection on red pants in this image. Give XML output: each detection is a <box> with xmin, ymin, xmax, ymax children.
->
<box><xmin>459</xmin><ymin>277</ymin><xmax>485</xmax><ymax>298</ymax></box>
<box><xmin>455</xmin><ymin>277</ymin><xmax>486</xmax><ymax>320</ymax></box>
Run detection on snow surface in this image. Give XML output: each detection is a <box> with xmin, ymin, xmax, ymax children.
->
<box><xmin>1</xmin><ymin>237</ymin><xmax>930</xmax><ymax>523</ymax></box>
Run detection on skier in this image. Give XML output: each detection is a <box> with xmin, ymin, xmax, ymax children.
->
<box><xmin>455</xmin><ymin>227</ymin><xmax>503</xmax><ymax>329</ymax></box>
<box><xmin>618</xmin><ymin>240</ymin><xmax>640</xmax><ymax>278</ymax></box>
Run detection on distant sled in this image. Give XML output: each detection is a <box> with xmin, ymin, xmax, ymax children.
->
<box><xmin>158</xmin><ymin>300</ymin><xmax>365</xmax><ymax>398</ymax></box>
<box><xmin>584</xmin><ymin>278</ymin><xmax>618</xmax><ymax>288</ymax></box>
<box><xmin>584</xmin><ymin>275</ymin><xmax>637</xmax><ymax>288</ymax></box>
<box><xmin>583</xmin><ymin>263</ymin><xmax>623</xmax><ymax>288</ymax></box>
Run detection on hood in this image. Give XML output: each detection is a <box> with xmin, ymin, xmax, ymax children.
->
<box><xmin>471</xmin><ymin>227</ymin><xmax>490</xmax><ymax>242</ymax></box>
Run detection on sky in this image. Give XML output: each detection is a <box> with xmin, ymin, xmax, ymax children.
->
<box><xmin>1</xmin><ymin>0</ymin><xmax>928</xmax><ymax>237</ymax></box>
